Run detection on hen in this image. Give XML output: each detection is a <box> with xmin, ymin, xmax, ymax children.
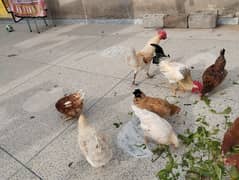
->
<box><xmin>127</xmin><ymin>30</ymin><xmax>167</xmax><ymax>85</ymax></box>
<box><xmin>150</xmin><ymin>43</ymin><xmax>170</xmax><ymax>65</ymax></box>
<box><xmin>159</xmin><ymin>59</ymin><xmax>199</xmax><ymax>94</ymax></box>
<box><xmin>133</xmin><ymin>89</ymin><xmax>180</xmax><ymax>118</ymax></box>
<box><xmin>222</xmin><ymin>117</ymin><xmax>239</xmax><ymax>171</ymax></box>
<box><xmin>55</xmin><ymin>90</ymin><xmax>85</xmax><ymax>120</ymax></box>
<box><xmin>131</xmin><ymin>105</ymin><xmax>179</xmax><ymax>147</ymax></box>
<box><xmin>78</xmin><ymin>114</ymin><xmax>113</xmax><ymax>168</ymax></box>
<box><xmin>222</xmin><ymin>117</ymin><xmax>239</xmax><ymax>156</ymax></box>
<box><xmin>193</xmin><ymin>49</ymin><xmax>227</xmax><ymax>97</ymax></box>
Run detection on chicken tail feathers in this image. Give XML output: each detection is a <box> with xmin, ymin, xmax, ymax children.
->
<box><xmin>170</xmin><ymin>133</ymin><xmax>179</xmax><ymax>148</ymax></box>
<box><xmin>220</xmin><ymin>48</ymin><xmax>225</xmax><ymax>56</ymax></box>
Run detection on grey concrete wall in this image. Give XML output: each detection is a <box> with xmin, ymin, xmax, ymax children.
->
<box><xmin>47</xmin><ymin>0</ymin><xmax>239</xmax><ymax>19</ymax></box>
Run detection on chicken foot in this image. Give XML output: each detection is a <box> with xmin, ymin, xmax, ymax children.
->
<box><xmin>132</xmin><ymin>72</ymin><xmax>138</xmax><ymax>86</ymax></box>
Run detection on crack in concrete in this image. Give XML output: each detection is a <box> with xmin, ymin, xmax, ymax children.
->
<box><xmin>0</xmin><ymin>146</ymin><xmax>43</xmax><ymax>180</ymax></box>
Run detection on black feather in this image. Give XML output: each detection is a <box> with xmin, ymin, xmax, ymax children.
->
<box><xmin>150</xmin><ymin>44</ymin><xmax>170</xmax><ymax>64</ymax></box>
<box><xmin>133</xmin><ymin>89</ymin><xmax>143</xmax><ymax>98</ymax></box>
<box><xmin>220</xmin><ymin>48</ymin><xmax>225</xmax><ymax>56</ymax></box>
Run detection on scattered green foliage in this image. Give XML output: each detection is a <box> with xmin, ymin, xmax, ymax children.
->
<box><xmin>151</xmin><ymin>145</ymin><xmax>169</xmax><ymax>162</ymax></box>
<box><xmin>113</xmin><ymin>122</ymin><xmax>123</xmax><ymax>128</ymax></box>
<box><xmin>178</xmin><ymin>126</ymin><xmax>226</xmax><ymax>180</ymax></box>
<box><xmin>155</xmin><ymin>146</ymin><xmax>179</xmax><ymax>180</ymax></box>
<box><xmin>201</xmin><ymin>96</ymin><xmax>211</xmax><ymax>107</ymax></box>
<box><xmin>210</xmin><ymin>107</ymin><xmax>232</xmax><ymax>115</ymax></box>
<box><xmin>228</xmin><ymin>166</ymin><xmax>239</xmax><ymax>179</ymax></box>
<box><xmin>193</xmin><ymin>100</ymin><xmax>199</xmax><ymax>105</ymax></box>
<box><xmin>128</xmin><ymin>111</ymin><xmax>133</xmax><ymax>116</ymax></box>
<box><xmin>233</xmin><ymin>81</ymin><xmax>239</xmax><ymax>85</ymax></box>
<box><xmin>224</xmin><ymin>115</ymin><xmax>232</xmax><ymax>129</ymax></box>
<box><xmin>135</xmin><ymin>143</ymin><xmax>147</xmax><ymax>150</ymax></box>
<box><xmin>196</xmin><ymin>116</ymin><xmax>209</xmax><ymax>126</ymax></box>
<box><xmin>155</xmin><ymin>115</ymin><xmax>239</xmax><ymax>180</ymax></box>
<box><xmin>231</xmin><ymin>145</ymin><xmax>239</xmax><ymax>154</ymax></box>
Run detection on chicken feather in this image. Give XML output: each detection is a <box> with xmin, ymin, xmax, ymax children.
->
<box><xmin>132</xmin><ymin>105</ymin><xmax>179</xmax><ymax>147</ymax></box>
<box><xmin>127</xmin><ymin>30</ymin><xmax>167</xmax><ymax>85</ymax></box>
<box><xmin>133</xmin><ymin>89</ymin><xmax>180</xmax><ymax>118</ymax></box>
<box><xmin>78</xmin><ymin>114</ymin><xmax>112</xmax><ymax>168</ymax></box>
<box><xmin>159</xmin><ymin>59</ymin><xmax>194</xmax><ymax>93</ymax></box>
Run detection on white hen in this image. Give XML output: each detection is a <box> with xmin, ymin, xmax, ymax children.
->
<box><xmin>78</xmin><ymin>114</ymin><xmax>112</xmax><ymax>168</ymax></box>
<box><xmin>131</xmin><ymin>105</ymin><xmax>179</xmax><ymax>147</ymax></box>
<box><xmin>159</xmin><ymin>59</ymin><xmax>195</xmax><ymax>93</ymax></box>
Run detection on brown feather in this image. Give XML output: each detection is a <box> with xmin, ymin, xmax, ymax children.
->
<box><xmin>133</xmin><ymin>90</ymin><xmax>181</xmax><ymax>118</ymax></box>
<box><xmin>222</xmin><ymin>117</ymin><xmax>239</xmax><ymax>155</ymax></box>
<box><xmin>202</xmin><ymin>49</ymin><xmax>227</xmax><ymax>95</ymax></box>
<box><xmin>55</xmin><ymin>92</ymin><xmax>84</xmax><ymax>119</ymax></box>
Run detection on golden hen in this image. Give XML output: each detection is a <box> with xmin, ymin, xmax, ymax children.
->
<box><xmin>55</xmin><ymin>90</ymin><xmax>85</xmax><ymax>120</ymax></box>
<box><xmin>133</xmin><ymin>89</ymin><xmax>181</xmax><ymax>118</ymax></box>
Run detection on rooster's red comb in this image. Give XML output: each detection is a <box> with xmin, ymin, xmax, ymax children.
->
<box><xmin>157</xmin><ymin>29</ymin><xmax>167</xmax><ymax>40</ymax></box>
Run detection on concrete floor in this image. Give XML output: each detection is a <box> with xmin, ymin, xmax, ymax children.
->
<box><xmin>0</xmin><ymin>22</ymin><xmax>239</xmax><ymax>180</ymax></box>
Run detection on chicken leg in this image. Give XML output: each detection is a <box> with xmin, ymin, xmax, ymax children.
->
<box><xmin>132</xmin><ymin>72</ymin><xmax>138</xmax><ymax>85</ymax></box>
<box><xmin>145</xmin><ymin>64</ymin><xmax>155</xmax><ymax>79</ymax></box>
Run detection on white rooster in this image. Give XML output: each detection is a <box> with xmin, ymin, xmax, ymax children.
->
<box><xmin>78</xmin><ymin>114</ymin><xmax>113</xmax><ymax>168</ymax></box>
<box><xmin>131</xmin><ymin>105</ymin><xmax>179</xmax><ymax>147</ymax></box>
<box><xmin>159</xmin><ymin>59</ymin><xmax>198</xmax><ymax>94</ymax></box>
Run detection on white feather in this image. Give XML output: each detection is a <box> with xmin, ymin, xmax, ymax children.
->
<box><xmin>131</xmin><ymin>105</ymin><xmax>179</xmax><ymax>147</ymax></box>
<box><xmin>159</xmin><ymin>59</ymin><xmax>188</xmax><ymax>84</ymax></box>
<box><xmin>78</xmin><ymin>115</ymin><xmax>112</xmax><ymax>168</ymax></box>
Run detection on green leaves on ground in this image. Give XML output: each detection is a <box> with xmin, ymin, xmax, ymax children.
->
<box><xmin>210</xmin><ymin>106</ymin><xmax>232</xmax><ymax>115</ymax></box>
<box><xmin>156</xmin><ymin>115</ymin><xmax>238</xmax><ymax>180</ymax></box>
<box><xmin>155</xmin><ymin>146</ymin><xmax>179</xmax><ymax>180</ymax></box>
<box><xmin>201</xmin><ymin>96</ymin><xmax>211</xmax><ymax>107</ymax></box>
<box><xmin>135</xmin><ymin>143</ymin><xmax>147</xmax><ymax>150</ymax></box>
<box><xmin>113</xmin><ymin>122</ymin><xmax>123</xmax><ymax>128</ymax></box>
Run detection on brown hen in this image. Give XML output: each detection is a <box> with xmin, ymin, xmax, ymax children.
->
<box><xmin>133</xmin><ymin>89</ymin><xmax>181</xmax><ymax>118</ymax></box>
<box><xmin>222</xmin><ymin>118</ymin><xmax>239</xmax><ymax>170</ymax></box>
<box><xmin>224</xmin><ymin>154</ymin><xmax>239</xmax><ymax>170</ymax></box>
<box><xmin>201</xmin><ymin>49</ymin><xmax>227</xmax><ymax>96</ymax></box>
<box><xmin>55</xmin><ymin>91</ymin><xmax>85</xmax><ymax>120</ymax></box>
<box><xmin>222</xmin><ymin>117</ymin><xmax>239</xmax><ymax>156</ymax></box>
